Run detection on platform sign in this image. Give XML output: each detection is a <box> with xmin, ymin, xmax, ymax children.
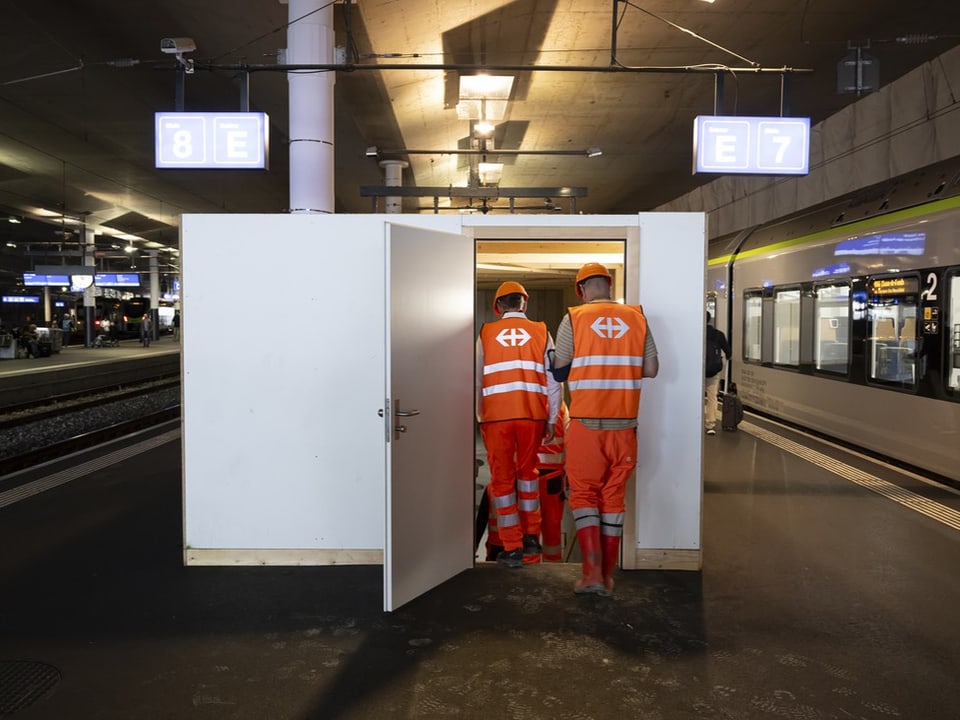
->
<box><xmin>95</xmin><ymin>273</ymin><xmax>141</xmax><ymax>287</ymax></box>
<box><xmin>2</xmin><ymin>295</ymin><xmax>40</xmax><ymax>304</ymax></box>
<box><xmin>23</xmin><ymin>272</ymin><xmax>70</xmax><ymax>286</ymax></box>
<box><xmin>693</xmin><ymin>115</ymin><xmax>810</xmax><ymax>175</ymax></box>
<box><xmin>155</xmin><ymin>112</ymin><xmax>269</xmax><ymax>169</ymax></box>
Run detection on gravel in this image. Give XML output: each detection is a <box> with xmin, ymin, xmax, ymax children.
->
<box><xmin>0</xmin><ymin>386</ymin><xmax>180</xmax><ymax>459</ymax></box>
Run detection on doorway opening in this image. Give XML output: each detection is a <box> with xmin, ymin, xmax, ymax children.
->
<box><xmin>473</xmin><ymin>238</ymin><xmax>627</xmax><ymax>563</ymax></box>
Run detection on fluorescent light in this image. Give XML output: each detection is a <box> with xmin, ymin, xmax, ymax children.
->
<box><xmin>586</xmin><ymin>147</ymin><xmax>603</xmax><ymax>158</ymax></box>
<box><xmin>365</xmin><ymin>146</ymin><xmax>379</xmax><ymax>157</ymax></box>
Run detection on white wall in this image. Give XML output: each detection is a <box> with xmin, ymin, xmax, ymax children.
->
<box><xmin>181</xmin><ymin>214</ymin><xmax>387</xmax><ymax>558</ymax></box>
<box><xmin>633</xmin><ymin>213</ymin><xmax>706</xmax><ymax>555</ymax></box>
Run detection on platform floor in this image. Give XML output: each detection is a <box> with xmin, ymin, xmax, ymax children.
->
<box><xmin>2</xmin><ymin>415</ymin><xmax>960</xmax><ymax>719</ymax></box>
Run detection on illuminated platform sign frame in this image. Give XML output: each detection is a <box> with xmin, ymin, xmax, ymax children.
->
<box><xmin>693</xmin><ymin>115</ymin><xmax>810</xmax><ymax>176</ymax></box>
<box><xmin>155</xmin><ymin>112</ymin><xmax>269</xmax><ymax>169</ymax></box>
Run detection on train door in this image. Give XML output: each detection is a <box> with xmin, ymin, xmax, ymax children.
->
<box><xmin>384</xmin><ymin>223</ymin><xmax>475</xmax><ymax>611</ymax></box>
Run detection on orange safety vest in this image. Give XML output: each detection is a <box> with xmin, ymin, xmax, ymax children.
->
<box><xmin>568</xmin><ymin>303</ymin><xmax>647</xmax><ymax>419</ymax></box>
<box><xmin>480</xmin><ymin>317</ymin><xmax>549</xmax><ymax>423</ymax></box>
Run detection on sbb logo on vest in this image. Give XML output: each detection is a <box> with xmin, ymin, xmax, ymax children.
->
<box><xmin>495</xmin><ymin>327</ymin><xmax>532</xmax><ymax>347</ymax></box>
<box><xmin>590</xmin><ymin>316</ymin><xmax>630</xmax><ymax>339</ymax></box>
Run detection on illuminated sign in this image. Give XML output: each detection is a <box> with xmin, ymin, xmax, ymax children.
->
<box><xmin>95</xmin><ymin>273</ymin><xmax>141</xmax><ymax>287</ymax></box>
<box><xmin>155</xmin><ymin>112</ymin><xmax>269</xmax><ymax>169</ymax></box>
<box><xmin>835</xmin><ymin>232</ymin><xmax>925</xmax><ymax>256</ymax></box>
<box><xmin>868</xmin><ymin>277</ymin><xmax>919</xmax><ymax>296</ymax></box>
<box><xmin>693</xmin><ymin>115</ymin><xmax>810</xmax><ymax>175</ymax></box>
<box><xmin>2</xmin><ymin>295</ymin><xmax>40</xmax><ymax>304</ymax></box>
<box><xmin>23</xmin><ymin>272</ymin><xmax>70</xmax><ymax>286</ymax></box>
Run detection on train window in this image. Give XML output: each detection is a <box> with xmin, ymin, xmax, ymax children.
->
<box><xmin>773</xmin><ymin>288</ymin><xmax>800</xmax><ymax>367</ymax></box>
<box><xmin>743</xmin><ymin>291</ymin><xmax>763</xmax><ymax>362</ymax></box>
<box><xmin>866</xmin><ymin>275</ymin><xmax>919</xmax><ymax>387</ymax></box>
<box><xmin>948</xmin><ymin>272</ymin><xmax>960</xmax><ymax>394</ymax></box>
<box><xmin>814</xmin><ymin>283</ymin><xmax>850</xmax><ymax>374</ymax></box>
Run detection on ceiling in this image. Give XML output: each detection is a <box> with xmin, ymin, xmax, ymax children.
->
<box><xmin>1</xmin><ymin>0</ymin><xmax>959</xmax><ymax>282</ymax></box>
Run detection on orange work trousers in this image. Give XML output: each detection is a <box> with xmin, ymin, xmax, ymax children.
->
<box><xmin>485</xmin><ymin>467</ymin><xmax>565</xmax><ymax>561</ymax></box>
<box><xmin>564</xmin><ymin>419</ymin><xmax>636</xmax><ymax>515</ymax></box>
<box><xmin>481</xmin><ymin>419</ymin><xmax>544</xmax><ymax>550</ymax></box>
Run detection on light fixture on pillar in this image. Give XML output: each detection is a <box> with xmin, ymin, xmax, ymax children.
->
<box><xmin>365</xmin><ymin>146</ymin><xmax>379</xmax><ymax>158</ymax></box>
<box><xmin>586</xmin><ymin>147</ymin><xmax>603</xmax><ymax>158</ymax></box>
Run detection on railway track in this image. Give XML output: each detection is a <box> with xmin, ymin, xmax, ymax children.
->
<box><xmin>0</xmin><ymin>405</ymin><xmax>181</xmax><ymax>477</ymax></box>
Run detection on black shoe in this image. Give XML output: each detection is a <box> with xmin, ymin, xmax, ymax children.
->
<box><xmin>485</xmin><ymin>544</ymin><xmax>504</xmax><ymax>562</ymax></box>
<box><xmin>496</xmin><ymin>548</ymin><xmax>523</xmax><ymax>568</ymax></box>
<box><xmin>522</xmin><ymin>534</ymin><xmax>542</xmax><ymax>556</ymax></box>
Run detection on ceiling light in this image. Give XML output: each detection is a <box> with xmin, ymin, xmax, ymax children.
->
<box><xmin>478</xmin><ymin>162</ymin><xmax>504</xmax><ymax>186</ymax></box>
<box><xmin>698</xmin><ymin>0</ymin><xmax>716</xmax><ymax>3</ymax></box>
<box><xmin>365</xmin><ymin>146</ymin><xmax>379</xmax><ymax>158</ymax></box>
<box><xmin>459</xmin><ymin>75</ymin><xmax>514</xmax><ymax>101</ymax></box>
<box><xmin>7</xmin><ymin>215</ymin><xmax>22</xmax><ymax>224</ymax></box>
<box><xmin>456</xmin><ymin>99</ymin><xmax>508</xmax><ymax>121</ymax></box>
<box><xmin>124</xmin><ymin>244</ymin><xmax>136</xmax><ymax>253</ymax></box>
<box><xmin>586</xmin><ymin>147</ymin><xmax>603</xmax><ymax>158</ymax></box>
<box><xmin>474</xmin><ymin>121</ymin><xmax>496</xmax><ymax>137</ymax></box>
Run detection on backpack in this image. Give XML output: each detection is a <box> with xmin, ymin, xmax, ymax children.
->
<box><xmin>705</xmin><ymin>329</ymin><xmax>723</xmax><ymax>377</ymax></box>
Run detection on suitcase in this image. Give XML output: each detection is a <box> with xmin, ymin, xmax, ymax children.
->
<box><xmin>721</xmin><ymin>384</ymin><xmax>744</xmax><ymax>431</ymax></box>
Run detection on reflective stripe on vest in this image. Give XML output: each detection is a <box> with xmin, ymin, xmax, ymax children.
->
<box><xmin>480</xmin><ymin>318</ymin><xmax>549</xmax><ymax>422</ymax></box>
<box><xmin>568</xmin><ymin>304</ymin><xmax>647</xmax><ymax>419</ymax></box>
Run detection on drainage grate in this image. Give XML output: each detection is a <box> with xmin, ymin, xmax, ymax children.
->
<box><xmin>0</xmin><ymin>660</ymin><xmax>61</xmax><ymax>716</ymax></box>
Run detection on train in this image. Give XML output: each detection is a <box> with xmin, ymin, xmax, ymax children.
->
<box><xmin>708</xmin><ymin>156</ymin><xmax>960</xmax><ymax>484</ymax></box>
<box><xmin>75</xmin><ymin>296</ymin><xmax>151</xmax><ymax>338</ymax></box>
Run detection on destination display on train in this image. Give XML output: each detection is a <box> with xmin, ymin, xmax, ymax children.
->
<box><xmin>869</xmin><ymin>276</ymin><xmax>919</xmax><ymax>296</ymax></box>
<box><xmin>155</xmin><ymin>112</ymin><xmax>269</xmax><ymax>169</ymax></box>
<box><xmin>693</xmin><ymin>115</ymin><xmax>810</xmax><ymax>175</ymax></box>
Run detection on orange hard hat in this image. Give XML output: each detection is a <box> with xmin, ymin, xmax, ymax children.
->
<box><xmin>575</xmin><ymin>262</ymin><xmax>612</xmax><ymax>298</ymax></box>
<box><xmin>493</xmin><ymin>280</ymin><xmax>528</xmax><ymax>315</ymax></box>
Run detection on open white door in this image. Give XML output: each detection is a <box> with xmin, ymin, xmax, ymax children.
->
<box><xmin>384</xmin><ymin>223</ymin><xmax>475</xmax><ymax>611</ymax></box>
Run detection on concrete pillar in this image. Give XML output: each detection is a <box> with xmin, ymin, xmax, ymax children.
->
<box><xmin>285</xmin><ymin>0</ymin><xmax>335</xmax><ymax>214</ymax></box>
<box><xmin>149</xmin><ymin>251</ymin><xmax>161</xmax><ymax>341</ymax></box>
<box><xmin>83</xmin><ymin>227</ymin><xmax>96</xmax><ymax>347</ymax></box>
<box><xmin>379</xmin><ymin>160</ymin><xmax>409</xmax><ymax>214</ymax></box>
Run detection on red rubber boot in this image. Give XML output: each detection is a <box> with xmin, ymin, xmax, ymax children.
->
<box><xmin>601</xmin><ymin>534</ymin><xmax>620</xmax><ymax>596</ymax></box>
<box><xmin>573</xmin><ymin>526</ymin><xmax>608</xmax><ymax>596</ymax></box>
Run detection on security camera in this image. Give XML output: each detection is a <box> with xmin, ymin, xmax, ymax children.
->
<box><xmin>160</xmin><ymin>37</ymin><xmax>196</xmax><ymax>55</ymax></box>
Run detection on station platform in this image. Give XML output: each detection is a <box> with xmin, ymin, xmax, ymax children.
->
<box><xmin>0</xmin><ymin>337</ymin><xmax>178</xmax><ymax>377</ymax></box>
<box><xmin>2</xmin><ymin>414</ymin><xmax>959</xmax><ymax>719</ymax></box>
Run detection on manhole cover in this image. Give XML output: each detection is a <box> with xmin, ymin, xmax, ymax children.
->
<box><xmin>0</xmin><ymin>660</ymin><xmax>61</xmax><ymax>716</ymax></box>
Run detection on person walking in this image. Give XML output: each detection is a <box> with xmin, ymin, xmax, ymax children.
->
<box><xmin>551</xmin><ymin>263</ymin><xmax>660</xmax><ymax>596</ymax></box>
<box><xmin>479</xmin><ymin>401</ymin><xmax>569</xmax><ymax>563</ymax></box>
<box><xmin>141</xmin><ymin>313</ymin><xmax>152</xmax><ymax>347</ymax></box>
<box><xmin>704</xmin><ymin>311</ymin><xmax>731</xmax><ymax>435</ymax></box>
<box><xmin>476</xmin><ymin>281</ymin><xmax>561</xmax><ymax>568</ymax></box>
<box><xmin>172</xmin><ymin>310</ymin><xmax>181</xmax><ymax>342</ymax></box>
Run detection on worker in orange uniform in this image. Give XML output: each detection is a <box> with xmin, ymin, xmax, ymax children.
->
<box><xmin>535</xmin><ymin>400</ymin><xmax>569</xmax><ymax>562</ymax></box>
<box><xmin>551</xmin><ymin>263</ymin><xmax>659</xmax><ymax>596</ymax></box>
<box><xmin>480</xmin><ymin>401</ymin><xmax>569</xmax><ymax>563</ymax></box>
<box><xmin>477</xmin><ymin>281</ymin><xmax>561</xmax><ymax>568</ymax></box>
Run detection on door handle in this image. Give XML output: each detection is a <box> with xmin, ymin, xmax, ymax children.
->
<box><xmin>395</xmin><ymin>409</ymin><xmax>420</xmax><ymax>417</ymax></box>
